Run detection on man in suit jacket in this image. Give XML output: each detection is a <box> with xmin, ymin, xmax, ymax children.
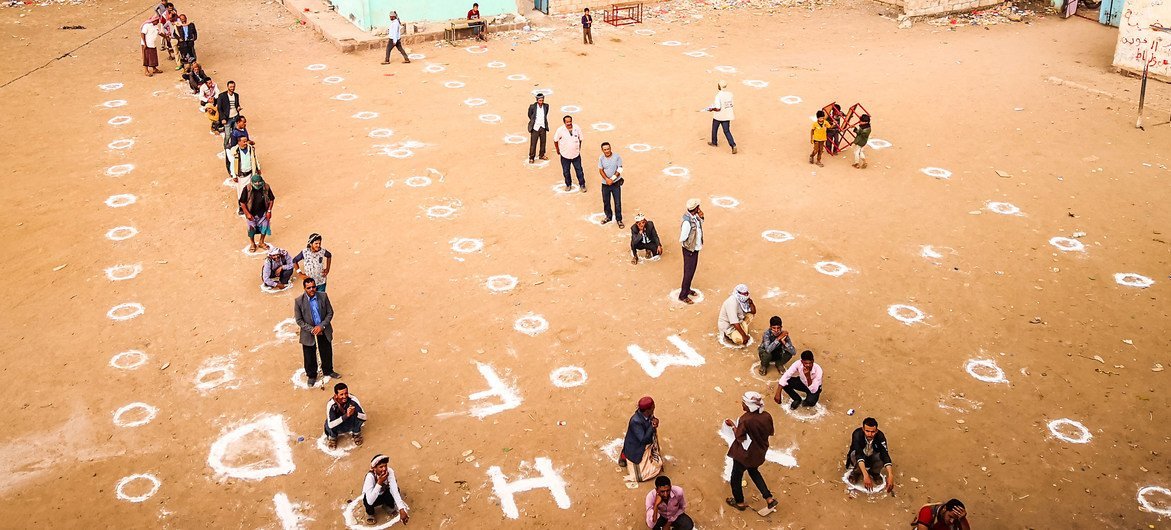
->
<box><xmin>630</xmin><ymin>213</ymin><xmax>662</xmax><ymax>264</ymax></box>
<box><xmin>527</xmin><ymin>93</ymin><xmax>550</xmax><ymax>163</ymax></box>
<box><xmin>216</xmin><ymin>80</ymin><xmax>243</xmax><ymax>128</ymax></box>
<box><xmin>174</xmin><ymin>14</ymin><xmax>197</xmax><ymax>63</ymax></box>
<box><xmin>294</xmin><ymin>278</ymin><xmax>339</xmax><ymax>387</ymax></box>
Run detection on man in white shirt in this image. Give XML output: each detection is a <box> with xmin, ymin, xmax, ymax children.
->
<box><xmin>553</xmin><ymin>115</ymin><xmax>586</xmax><ymax>192</ymax></box>
<box><xmin>527</xmin><ymin>93</ymin><xmax>549</xmax><ymax>163</ymax></box>
<box><xmin>363</xmin><ymin>454</ymin><xmax>410</xmax><ymax>525</ymax></box>
<box><xmin>677</xmin><ymin>199</ymin><xmax>703</xmax><ymax>304</ymax></box>
<box><xmin>381</xmin><ymin>11</ymin><xmax>411</xmax><ymax>65</ymax></box>
<box><xmin>718</xmin><ymin>284</ymin><xmax>756</xmax><ymax>345</ymax></box>
<box><xmin>707</xmin><ymin>80</ymin><xmax>737</xmax><ymax>154</ymax></box>
<box><xmin>774</xmin><ymin>350</ymin><xmax>823</xmax><ymax>410</ymax></box>
<box><xmin>140</xmin><ymin>16</ymin><xmax>162</xmax><ymax>77</ymax></box>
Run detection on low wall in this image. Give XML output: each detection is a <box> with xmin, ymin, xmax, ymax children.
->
<box><xmin>337</xmin><ymin>0</ymin><xmax>518</xmax><ymax>31</ymax></box>
<box><xmin>903</xmin><ymin>0</ymin><xmax>1002</xmax><ymax>16</ymax></box>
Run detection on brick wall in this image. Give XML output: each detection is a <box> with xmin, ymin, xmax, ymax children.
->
<box><xmin>903</xmin><ymin>0</ymin><xmax>1002</xmax><ymax>16</ymax></box>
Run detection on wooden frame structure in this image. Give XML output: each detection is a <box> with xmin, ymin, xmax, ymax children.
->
<box><xmin>605</xmin><ymin>2</ymin><xmax>643</xmax><ymax>26</ymax></box>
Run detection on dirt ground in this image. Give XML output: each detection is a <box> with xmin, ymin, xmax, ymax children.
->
<box><xmin>1</xmin><ymin>0</ymin><xmax>1170</xmax><ymax>528</ymax></box>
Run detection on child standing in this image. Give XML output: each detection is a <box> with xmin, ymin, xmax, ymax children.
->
<box><xmin>582</xmin><ymin>8</ymin><xmax>593</xmax><ymax>44</ymax></box>
<box><xmin>810</xmin><ymin>110</ymin><xmax>828</xmax><ymax>167</ymax></box>
<box><xmin>852</xmin><ymin>114</ymin><xmax>872</xmax><ymax>169</ymax></box>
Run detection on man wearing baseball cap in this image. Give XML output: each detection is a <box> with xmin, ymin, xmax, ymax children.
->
<box><xmin>678</xmin><ymin>199</ymin><xmax>703</xmax><ymax>304</ymax></box>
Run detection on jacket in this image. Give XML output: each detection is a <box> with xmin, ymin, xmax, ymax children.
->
<box><xmin>622</xmin><ymin>410</ymin><xmax>657</xmax><ymax>464</ymax></box>
<box><xmin>846</xmin><ymin>428</ymin><xmax>892</xmax><ymax>467</ymax></box>
<box><xmin>630</xmin><ymin>221</ymin><xmax>661</xmax><ymax>248</ymax></box>
<box><xmin>527</xmin><ymin>102</ymin><xmax>550</xmax><ymax>133</ymax></box>
<box><xmin>174</xmin><ymin>22</ymin><xmax>197</xmax><ymax>42</ymax></box>
<box><xmin>294</xmin><ymin>291</ymin><xmax>334</xmax><ymax>346</ymax></box>
<box><xmin>216</xmin><ymin>91</ymin><xmax>241</xmax><ymax>123</ymax></box>
<box><xmin>680</xmin><ymin>213</ymin><xmax>702</xmax><ymax>252</ymax></box>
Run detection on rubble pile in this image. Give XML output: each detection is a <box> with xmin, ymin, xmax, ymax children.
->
<box><xmin>644</xmin><ymin>0</ymin><xmax>836</xmax><ymax>23</ymax></box>
<box><xmin>925</xmin><ymin>2</ymin><xmax>1038</xmax><ymax>27</ymax></box>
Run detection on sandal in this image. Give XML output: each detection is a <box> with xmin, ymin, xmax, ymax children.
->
<box><xmin>766</xmin><ymin>498</ymin><xmax>779</xmax><ymax>511</ymax></box>
<box><xmin>365</xmin><ymin>515</ymin><xmax>375</xmax><ymax>524</ymax></box>
<box><xmin>354</xmin><ymin>433</ymin><xmax>364</xmax><ymax>446</ymax></box>
<box><xmin>725</xmin><ymin>497</ymin><xmax>747</xmax><ymax>511</ymax></box>
<box><xmin>327</xmin><ymin>437</ymin><xmax>337</xmax><ymax>450</ymax></box>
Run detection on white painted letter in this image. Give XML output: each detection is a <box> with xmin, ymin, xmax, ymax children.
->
<box><xmin>628</xmin><ymin>335</ymin><xmax>706</xmax><ymax>378</ymax></box>
<box><xmin>487</xmin><ymin>457</ymin><xmax>571</xmax><ymax>519</ymax></box>
<box><xmin>468</xmin><ymin>362</ymin><xmax>522</xmax><ymax>419</ymax></box>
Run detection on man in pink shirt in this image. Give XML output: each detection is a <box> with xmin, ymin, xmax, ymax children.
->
<box><xmin>646</xmin><ymin>476</ymin><xmax>693</xmax><ymax>530</ymax></box>
<box><xmin>773</xmin><ymin>350</ymin><xmax>822</xmax><ymax>410</ymax></box>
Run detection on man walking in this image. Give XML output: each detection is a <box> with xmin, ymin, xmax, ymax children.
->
<box><xmin>294</xmin><ymin>278</ymin><xmax>339</xmax><ymax>387</ymax></box>
<box><xmin>707</xmin><ymin>80</ymin><xmax>737</xmax><ymax>154</ymax></box>
<box><xmin>554</xmin><ymin>115</ymin><xmax>585</xmax><ymax>192</ymax></box>
<box><xmin>598</xmin><ymin>142</ymin><xmax>624</xmax><ymax>227</ymax></box>
<box><xmin>677</xmin><ymin>199</ymin><xmax>703</xmax><ymax>304</ymax></box>
<box><xmin>581</xmin><ymin>8</ymin><xmax>593</xmax><ymax>44</ymax></box>
<box><xmin>527</xmin><ymin>94</ymin><xmax>549</xmax><ymax>163</ymax></box>
<box><xmin>381</xmin><ymin>11</ymin><xmax>410</xmax><ymax>65</ymax></box>
<box><xmin>724</xmin><ymin>392</ymin><xmax>778</xmax><ymax>514</ymax></box>
<box><xmin>324</xmin><ymin>383</ymin><xmax>366</xmax><ymax>449</ymax></box>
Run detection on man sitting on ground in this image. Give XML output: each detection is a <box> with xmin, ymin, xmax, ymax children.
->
<box><xmin>646</xmin><ymin>475</ymin><xmax>694</xmax><ymax>530</ymax></box>
<box><xmin>845</xmin><ymin>417</ymin><xmax>895</xmax><ymax>494</ymax></box>
<box><xmin>774</xmin><ymin>350</ymin><xmax>823</xmax><ymax>410</ymax></box>
<box><xmin>325</xmin><ymin>383</ymin><xmax>366</xmax><ymax>449</ymax></box>
<box><xmin>630</xmin><ymin>213</ymin><xmax>662</xmax><ymax>264</ymax></box>
<box><xmin>262</xmin><ymin>246</ymin><xmax>294</xmax><ymax>290</ymax></box>
<box><xmin>914</xmin><ymin>498</ymin><xmax>969</xmax><ymax>530</ymax></box>
<box><xmin>718</xmin><ymin>284</ymin><xmax>756</xmax><ymax>346</ymax></box>
<box><xmin>758</xmin><ymin>315</ymin><xmax>796</xmax><ymax>376</ymax></box>
<box><xmin>363</xmin><ymin>454</ymin><xmax>409</xmax><ymax>525</ymax></box>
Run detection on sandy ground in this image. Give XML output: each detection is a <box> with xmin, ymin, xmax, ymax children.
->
<box><xmin>1</xmin><ymin>0</ymin><xmax>1170</xmax><ymax>528</ymax></box>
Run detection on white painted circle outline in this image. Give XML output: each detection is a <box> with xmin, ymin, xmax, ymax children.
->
<box><xmin>514</xmin><ymin>313</ymin><xmax>549</xmax><ymax>336</ymax></box>
<box><xmin>762</xmin><ymin>230</ymin><xmax>794</xmax><ymax>243</ymax></box>
<box><xmin>815</xmin><ymin>261</ymin><xmax>850</xmax><ymax>277</ymax></box>
<box><xmin>628</xmin><ymin>143</ymin><xmax>652</xmax><ymax>153</ymax></box>
<box><xmin>486</xmin><ymin>274</ymin><xmax>518</xmax><ymax>292</ymax></box>
<box><xmin>195</xmin><ymin>365</ymin><xmax>235</xmax><ymax>391</ymax></box>
<box><xmin>404</xmin><ymin>176</ymin><xmax>432</xmax><ymax>188</ymax></box>
<box><xmin>920</xmin><ymin>245</ymin><xmax>944</xmax><ymax>259</ymax></box>
<box><xmin>98</xmin><ymin>82</ymin><xmax>124</xmax><ymax>91</ymax></box>
<box><xmin>241</xmin><ymin>244</ymin><xmax>269</xmax><ymax>257</ymax></box>
<box><xmin>305</xmin><ymin>63</ymin><xmax>327</xmax><ymax>71</ymax></box>
<box><xmin>552</xmin><ymin>183</ymin><xmax>581</xmax><ymax>195</ymax></box>
<box><xmin>343</xmin><ymin>495</ymin><xmax>401</xmax><ymax>529</ymax></box>
<box><xmin>261</xmin><ymin>283</ymin><xmax>294</xmax><ymax>294</ymax></box>
<box><xmin>965</xmin><ymin>359</ymin><xmax>1008</xmax><ymax>384</ymax></box>
<box><xmin>116</xmin><ymin>474</ymin><xmax>160</xmax><ymax>503</ymax></box>
<box><xmin>986</xmin><ymin>201</ymin><xmax>1021</xmax><ymax>215</ymax></box>
<box><xmin>1137</xmin><ymin>486</ymin><xmax>1171</xmax><ymax>516</ymax></box>
<box><xmin>584</xmin><ymin>212</ymin><xmax>608</xmax><ymax>226</ymax></box>
<box><xmin>507</xmin><ymin>73</ymin><xmax>529</xmax><ymax>81</ymax></box>
<box><xmin>921</xmin><ymin>167</ymin><xmax>952</xmax><ymax>179</ymax></box>
<box><xmin>368</xmin><ymin>128</ymin><xmax>395</xmax><ymax>138</ymax></box>
<box><xmin>464</xmin><ymin>98</ymin><xmax>487</xmax><ymax>107</ymax></box>
<box><xmin>1048</xmin><ymin>237</ymin><xmax>1085</xmax><ymax>252</ymax></box>
<box><xmin>526</xmin><ymin>158</ymin><xmax>550</xmax><ymax>169</ymax></box>
<box><xmin>408</xmin><ymin>53</ymin><xmax>425</xmax><ymax>60</ymax></box>
<box><xmin>322</xmin><ymin>76</ymin><xmax>344</xmax><ymax>84</ymax></box>
<box><xmin>668</xmin><ymin>288</ymin><xmax>704</xmax><ymax>304</ymax></box>
<box><xmin>291</xmin><ymin>368</ymin><xmax>326</xmax><ymax>389</ymax></box>
<box><xmin>109</xmin><ymin>350</ymin><xmax>147</xmax><ymax>370</ymax></box>
<box><xmin>662</xmin><ymin>166</ymin><xmax>690</xmax><ymax>177</ymax></box>
<box><xmin>710</xmin><ymin>196</ymin><xmax>739</xmax><ymax>208</ymax></box>
<box><xmin>743</xmin><ymin>80</ymin><xmax>769</xmax><ymax>88</ymax></box>
<box><xmin>443</xmin><ymin>80</ymin><xmax>464</xmax><ymax>88</ymax></box>
<box><xmin>352</xmin><ymin>111</ymin><xmax>379</xmax><ymax>120</ymax></box>
<box><xmin>105</xmin><ymin>263</ymin><xmax>143</xmax><ymax>281</ymax></box>
<box><xmin>550</xmin><ymin>366</ymin><xmax>588</xmax><ymax>388</ymax></box>
<box><xmin>591</xmin><ymin>122</ymin><xmax>614</xmax><ymax>132</ymax></box>
<box><xmin>841</xmin><ymin>469</ymin><xmax>886</xmax><ymax>494</ymax></box>
<box><xmin>1047</xmin><ymin>418</ymin><xmax>1092</xmax><ymax>444</ymax></box>
<box><xmin>634</xmin><ymin>28</ymin><xmax>655</xmax><ymax>36</ymax></box>
<box><xmin>105</xmin><ymin>194</ymin><xmax>137</xmax><ymax>208</ymax></box>
<box><xmin>108</xmin><ymin>139</ymin><xmax>135</xmax><ymax>150</ymax></box>
<box><xmin>106</xmin><ymin>164</ymin><xmax>135</xmax><ymax>176</ymax></box>
<box><xmin>108</xmin><ymin>115</ymin><xmax>132</xmax><ymax>126</ymax></box>
<box><xmin>503</xmin><ymin>134</ymin><xmax>526</xmax><ymax>145</ymax></box>
<box><xmin>887</xmin><ymin>304</ymin><xmax>925</xmax><ymax>325</ymax></box>
<box><xmin>780</xmin><ymin>95</ymin><xmax>802</xmax><ymax>105</ymax></box>
<box><xmin>384</xmin><ymin>148</ymin><xmax>414</xmax><ymax>159</ymax></box>
<box><xmin>487</xmin><ymin>61</ymin><xmax>506</xmax><ymax>68</ymax></box>
<box><xmin>102</xmin><ymin>99</ymin><xmax>127</xmax><ymax>108</ymax></box>
<box><xmin>684</xmin><ymin>50</ymin><xmax>710</xmax><ymax>58</ymax></box>
<box><xmin>714</xmin><ymin>65</ymin><xmax>737</xmax><ymax>73</ymax></box>
<box><xmin>560</xmin><ymin>105</ymin><xmax>581</xmax><ymax>113</ymax></box>
<box><xmin>660</xmin><ymin>40</ymin><xmax>682</xmax><ymax>46</ymax></box>
<box><xmin>782</xmin><ymin>401</ymin><xmax>829</xmax><ymax>422</ymax></box>
<box><xmin>332</xmin><ymin>93</ymin><xmax>358</xmax><ymax>101</ymax></box>
<box><xmin>465</xmin><ymin>45</ymin><xmax>488</xmax><ymax>54</ymax></box>
<box><xmin>316</xmin><ymin>433</ymin><xmax>356</xmax><ymax>458</ymax></box>
<box><xmin>107</xmin><ymin>302</ymin><xmax>145</xmax><ymax>321</ymax></box>
<box><xmin>479</xmin><ymin>114</ymin><xmax>502</xmax><ymax>124</ymax></box>
<box><xmin>105</xmin><ymin>226</ymin><xmax>138</xmax><ymax>241</ymax></box>
<box><xmin>1114</xmin><ymin>273</ymin><xmax>1154</xmax><ymax>288</ymax></box>
<box><xmin>113</xmin><ymin>402</ymin><xmax>158</xmax><ymax>427</ymax></box>
<box><xmin>452</xmin><ymin>238</ymin><xmax>484</xmax><ymax>253</ymax></box>
<box><xmin>531</xmin><ymin>88</ymin><xmax>554</xmax><ymax>97</ymax></box>
<box><xmin>274</xmin><ymin>318</ymin><xmax>299</xmax><ymax>341</ymax></box>
<box><xmin>717</xmin><ymin>330</ymin><xmax>755</xmax><ymax>349</ymax></box>
<box><xmin>867</xmin><ymin>138</ymin><xmax>892</xmax><ymax>149</ymax></box>
<box><xmin>426</xmin><ymin>205</ymin><xmax>457</xmax><ymax>219</ymax></box>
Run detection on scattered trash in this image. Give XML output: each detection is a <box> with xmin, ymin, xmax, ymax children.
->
<box><xmin>927</xmin><ymin>3</ymin><xmax>1036</xmax><ymax>28</ymax></box>
<box><xmin>428</xmin><ymin>474</ymin><xmax>441</xmax><ymax>483</ymax></box>
<box><xmin>1122</xmin><ymin>339</ymin><xmax>1133</xmax><ymax>345</ymax></box>
<box><xmin>846</xmin><ymin>408</ymin><xmax>855</xmax><ymax>416</ymax></box>
<box><xmin>1153</xmin><ymin>364</ymin><xmax>1165</xmax><ymax>372</ymax></box>
<box><xmin>296</xmin><ymin>436</ymin><xmax>305</xmax><ymax>443</ymax></box>
<box><xmin>462</xmin><ymin>449</ymin><xmax>474</xmax><ymax>457</ymax></box>
<box><xmin>714</xmin><ymin>386</ymin><xmax>724</xmax><ymax>394</ymax></box>
<box><xmin>556</xmin><ymin>420</ymin><xmax>566</xmax><ymax>426</ymax></box>
<box><xmin>161</xmin><ymin>362</ymin><xmax>170</xmax><ymax>370</ymax></box>
<box><xmin>995</xmin><ymin>170</ymin><xmax>1012</xmax><ymax>178</ymax></box>
<box><xmin>52</xmin><ymin>264</ymin><xmax>67</xmax><ymax>271</ymax></box>
<box><xmin>411</xmin><ymin>440</ymin><xmax>422</xmax><ymax>449</ymax></box>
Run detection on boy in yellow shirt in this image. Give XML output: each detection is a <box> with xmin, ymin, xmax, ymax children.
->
<box><xmin>809</xmin><ymin>110</ymin><xmax>828</xmax><ymax>167</ymax></box>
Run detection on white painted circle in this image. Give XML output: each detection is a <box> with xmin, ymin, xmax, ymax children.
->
<box><xmin>584</xmin><ymin>212</ymin><xmax>608</xmax><ymax>225</ymax></box>
<box><xmin>343</xmin><ymin>495</ymin><xmax>401</xmax><ymax>529</ymax></box>
<box><xmin>106</xmin><ymin>164</ymin><xmax>135</xmax><ymax>176</ymax></box>
<box><xmin>887</xmin><ymin>304</ymin><xmax>925</xmax><ymax>325</ymax></box>
<box><xmin>1047</xmin><ymin>418</ymin><xmax>1092</xmax><ymax>444</ymax></box>
<box><xmin>105</xmin><ymin>194</ymin><xmax>137</xmax><ymax>208</ymax></box>
<box><xmin>668</xmin><ymin>288</ymin><xmax>704</xmax><ymax>304</ymax></box>
<box><xmin>108</xmin><ymin>139</ymin><xmax>135</xmax><ymax>150</ymax></box>
<box><xmin>105</xmin><ymin>226</ymin><xmax>138</xmax><ymax>241</ymax></box>
<box><xmin>195</xmin><ymin>365</ymin><xmax>234</xmax><ymax>390</ymax></box>
<box><xmin>109</xmin><ymin>349</ymin><xmax>147</xmax><ymax>370</ymax></box>
<box><xmin>779</xmin><ymin>95</ymin><xmax>802</xmax><ymax>105</ymax></box>
<box><xmin>465</xmin><ymin>45</ymin><xmax>488</xmax><ymax>54</ymax></box>
<box><xmin>405</xmin><ymin>176</ymin><xmax>432</xmax><ymax>187</ymax></box>
<box><xmin>322</xmin><ymin>76</ymin><xmax>344</xmax><ymax>84</ymax></box>
<box><xmin>99</xmin><ymin>82</ymin><xmax>124</xmax><ymax>91</ymax></box>
<box><xmin>305</xmin><ymin>63</ymin><xmax>327</xmax><ymax>71</ymax></box>
<box><xmin>1048</xmin><ymin>237</ymin><xmax>1085</xmax><ymax>252</ymax></box>
<box><xmin>560</xmin><ymin>105</ymin><xmax>581</xmax><ymax>113</ymax></box>
<box><xmin>628</xmin><ymin>143</ymin><xmax>652</xmax><ymax>153</ymax></box>
<box><xmin>384</xmin><ymin>148</ymin><xmax>414</xmax><ymax>159</ymax></box>
<box><xmin>965</xmin><ymin>359</ymin><xmax>1008</xmax><ymax>383</ymax></box>
<box><xmin>479</xmin><ymin>114</ymin><xmax>502</xmax><ymax>123</ymax></box>
<box><xmin>316</xmin><ymin>433</ymin><xmax>356</xmax><ymax>458</ymax></box>
<box><xmin>660</xmin><ymin>40</ymin><xmax>682</xmax><ymax>46</ymax></box>
<box><xmin>1137</xmin><ymin>486</ymin><xmax>1171</xmax><ymax>516</ymax></box>
<box><xmin>514</xmin><ymin>313</ymin><xmax>549</xmax><ymax>336</ymax></box>
<box><xmin>274</xmin><ymin>318</ymin><xmax>299</xmax><ymax>341</ymax></box>
<box><xmin>507</xmin><ymin>74</ymin><xmax>529</xmax><ymax>81</ymax></box>
<box><xmin>762</xmin><ymin>230</ymin><xmax>794</xmax><ymax>243</ymax></box>
<box><xmin>710</xmin><ymin>196</ymin><xmax>739</xmax><ymax>208</ymax></box>
<box><xmin>634</xmin><ymin>29</ymin><xmax>655</xmax><ymax>36</ymax></box>
<box><xmin>241</xmin><ymin>244</ymin><xmax>268</xmax><ymax>257</ymax></box>
<box><xmin>526</xmin><ymin>158</ymin><xmax>550</xmax><ymax>169</ymax></box>
<box><xmin>662</xmin><ymin>166</ymin><xmax>690</xmax><ymax>177</ymax></box>
<box><xmin>782</xmin><ymin>401</ymin><xmax>829</xmax><ymax>422</ymax></box>
<box><xmin>685</xmin><ymin>50</ymin><xmax>710</xmax><ymax>58</ymax></box>
<box><xmin>814</xmin><ymin>261</ymin><xmax>850</xmax><ymax>277</ymax></box>
<box><xmin>986</xmin><ymin>201</ymin><xmax>1021</xmax><ymax>215</ymax></box>
<box><xmin>552</xmin><ymin>183</ymin><xmax>581</xmax><ymax>194</ymax></box>
<box><xmin>107</xmin><ymin>302</ymin><xmax>144</xmax><ymax>321</ymax></box>
<box><xmin>531</xmin><ymin>88</ymin><xmax>554</xmax><ymax>97</ymax></box>
<box><xmin>464</xmin><ymin>98</ymin><xmax>487</xmax><ymax>107</ymax></box>
<box><xmin>1114</xmin><ymin>273</ymin><xmax>1154</xmax><ymax>288</ymax></box>
<box><xmin>108</xmin><ymin>115</ymin><xmax>132</xmax><ymax>126</ymax></box>
<box><xmin>291</xmin><ymin>368</ymin><xmax>326</xmax><ymax>389</ymax></box>
<box><xmin>368</xmin><ymin>128</ymin><xmax>394</xmax><ymax>138</ymax></box>
<box><xmin>332</xmin><ymin>93</ymin><xmax>358</xmax><ymax>101</ymax></box>
<box><xmin>426</xmin><ymin>205</ymin><xmax>457</xmax><ymax>218</ymax></box>
<box><xmin>408</xmin><ymin>53</ymin><xmax>425</xmax><ymax>60</ymax></box>
<box><xmin>113</xmin><ymin>402</ymin><xmax>158</xmax><ymax>427</ymax></box>
<box><xmin>102</xmin><ymin>99</ymin><xmax>127</xmax><ymax>108</ymax></box>
<box><xmin>503</xmin><ymin>134</ymin><xmax>526</xmax><ymax>145</ymax></box>
<box><xmin>841</xmin><ymin>469</ymin><xmax>885</xmax><ymax>494</ymax></box>
<box><xmin>115</xmin><ymin>474</ymin><xmax>160</xmax><ymax>503</ymax></box>
<box><xmin>714</xmin><ymin>65</ymin><xmax>737</xmax><ymax>73</ymax></box>
<box><xmin>743</xmin><ymin>80</ymin><xmax>769</xmax><ymax>88</ymax></box>
<box><xmin>352</xmin><ymin>111</ymin><xmax>379</xmax><ymax>120</ymax></box>
<box><xmin>717</xmin><ymin>330</ymin><xmax>754</xmax><ymax>349</ymax></box>
<box><xmin>452</xmin><ymin>238</ymin><xmax>484</xmax><ymax>253</ymax></box>
<box><xmin>486</xmin><ymin>274</ymin><xmax>518</xmax><ymax>292</ymax></box>
<box><xmin>921</xmin><ymin>167</ymin><xmax>952</xmax><ymax>179</ymax></box>
<box><xmin>920</xmin><ymin>245</ymin><xmax>943</xmax><ymax>259</ymax></box>
<box><xmin>591</xmin><ymin>122</ymin><xmax>614</xmax><ymax>132</ymax></box>
<box><xmin>443</xmin><ymin>80</ymin><xmax>464</xmax><ymax>88</ymax></box>
<box><xmin>261</xmin><ymin>283</ymin><xmax>294</xmax><ymax>294</ymax></box>
<box><xmin>550</xmin><ymin>366</ymin><xmax>588</xmax><ymax>388</ymax></box>
<box><xmin>867</xmin><ymin>138</ymin><xmax>892</xmax><ymax>149</ymax></box>
<box><xmin>487</xmin><ymin>61</ymin><xmax>506</xmax><ymax>68</ymax></box>
<box><xmin>105</xmin><ymin>263</ymin><xmax>143</xmax><ymax>281</ymax></box>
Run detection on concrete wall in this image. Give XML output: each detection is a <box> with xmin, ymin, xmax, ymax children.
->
<box><xmin>333</xmin><ymin>0</ymin><xmax>518</xmax><ymax>31</ymax></box>
<box><xmin>903</xmin><ymin>0</ymin><xmax>1001</xmax><ymax>16</ymax></box>
<box><xmin>1113</xmin><ymin>0</ymin><xmax>1171</xmax><ymax>80</ymax></box>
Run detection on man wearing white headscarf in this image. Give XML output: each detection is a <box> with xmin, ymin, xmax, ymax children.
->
<box><xmin>723</xmin><ymin>392</ymin><xmax>777</xmax><ymax>513</ymax></box>
<box><xmin>363</xmin><ymin>454</ymin><xmax>410</xmax><ymax>525</ymax></box>
<box><xmin>381</xmin><ymin>11</ymin><xmax>411</xmax><ymax>65</ymax></box>
<box><xmin>707</xmin><ymin>80</ymin><xmax>737</xmax><ymax>154</ymax></box>
<box><xmin>718</xmin><ymin>284</ymin><xmax>756</xmax><ymax>346</ymax></box>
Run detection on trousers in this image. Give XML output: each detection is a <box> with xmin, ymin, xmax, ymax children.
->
<box><xmin>679</xmin><ymin>249</ymin><xmax>699</xmax><ymax>300</ymax></box>
<box><xmin>323</xmin><ymin>416</ymin><xmax>364</xmax><ymax>438</ymax></box>
<box><xmin>529</xmin><ymin>129</ymin><xmax>547</xmax><ymax>159</ymax></box>
<box><xmin>560</xmin><ymin>155</ymin><xmax>584</xmax><ymax>187</ymax></box>
<box><xmin>384</xmin><ymin>38</ymin><xmax>408</xmax><ymax>62</ymax></box>
<box><xmin>363</xmin><ymin>489</ymin><xmax>397</xmax><ymax>516</ymax></box>
<box><xmin>302</xmin><ymin>335</ymin><xmax>334</xmax><ymax>379</ymax></box>
<box><xmin>711</xmin><ymin>119</ymin><xmax>736</xmax><ymax>147</ymax></box>
<box><xmin>730</xmin><ymin>460</ymin><xmax>771</xmax><ymax>504</ymax></box>
<box><xmin>782</xmin><ymin>377</ymin><xmax>822</xmax><ymax>406</ymax></box>
<box><xmin>602</xmin><ymin>182</ymin><xmax>622</xmax><ymax>222</ymax></box>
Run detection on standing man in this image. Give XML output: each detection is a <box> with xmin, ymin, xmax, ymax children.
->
<box><xmin>173</xmin><ymin>14</ymin><xmax>197</xmax><ymax>63</ymax></box>
<box><xmin>527</xmin><ymin>93</ymin><xmax>549</xmax><ymax>164</ymax></box>
<box><xmin>324</xmin><ymin>383</ymin><xmax>366</xmax><ymax>449</ymax></box>
<box><xmin>844</xmin><ymin>417</ymin><xmax>895</xmax><ymax>494</ymax></box>
<box><xmin>597</xmin><ymin>142</ymin><xmax>624</xmax><ymax>227</ymax></box>
<box><xmin>467</xmin><ymin>3</ymin><xmax>487</xmax><ymax>41</ymax></box>
<box><xmin>553</xmin><ymin>115</ymin><xmax>585</xmax><ymax>192</ymax></box>
<box><xmin>239</xmin><ymin>174</ymin><xmax>274</xmax><ymax>253</ymax></box>
<box><xmin>757</xmin><ymin>316</ymin><xmax>796</xmax><ymax>376</ymax></box>
<box><xmin>774</xmin><ymin>350</ymin><xmax>823</xmax><ymax>410</ymax></box>
<box><xmin>381</xmin><ymin>11</ymin><xmax>410</xmax><ymax>65</ymax></box>
<box><xmin>140</xmin><ymin>16</ymin><xmax>162</xmax><ymax>77</ymax></box>
<box><xmin>718</xmin><ymin>284</ymin><xmax>756</xmax><ymax>346</ymax></box>
<box><xmin>677</xmin><ymin>199</ymin><xmax>703</xmax><ymax>304</ymax></box>
<box><xmin>581</xmin><ymin>8</ymin><xmax>593</xmax><ymax>45</ymax></box>
<box><xmin>852</xmin><ymin>114</ymin><xmax>872</xmax><ymax>169</ymax></box>
<box><xmin>645</xmin><ymin>476</ymin><xmax>694</xmax><ymax>530</ymax></box>
<box><xmin>228</xmin><ymin>134</ymin><xmax>259</xmax><ymax>212</ymax></box>
<box><xmin>216</xmin><ymin>80</ymin><xmax>243</xmax><ymax>129</ymax></box>
<box><xmin>294</xmin><ymin>278</ymin><xmax>338</xmax><ymax>388</ymax></box>
<box><xmin>707</xmin><ymin>80</ymin><xmax>737</xmax><ymax>154</ymax></box>
<box><xmin>620</xmin><ymin>396</ymin><xmax>661</xmax><ymax>482</ymax></box>
<box><xmin>629</xmin><ymin>213</ymin><xmax>662</xmax><ymax>264</ymax></box>
<box><xmin>724</xmin><ymin>392</ymin><xmax>779</xmax><ymax>513</ymax></box>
